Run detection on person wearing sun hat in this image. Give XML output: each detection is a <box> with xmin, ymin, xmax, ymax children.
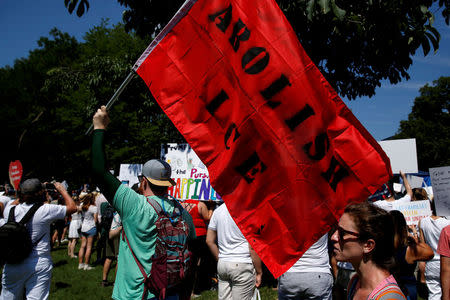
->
<box><xmin>91</xmin><ymin>106</ymin><xmax>195</xmax><ymax>300</ymax></box>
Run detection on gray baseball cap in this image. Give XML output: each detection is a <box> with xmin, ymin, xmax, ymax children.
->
<box><xmin>142</xmin><ymin>159</ymin><xmax>176</xmax><ymax>187</ymax></box>
<box><xmin>19</xmin><ymin>178</ymin><xmax>43</xmax><ymax>195</ymax></box>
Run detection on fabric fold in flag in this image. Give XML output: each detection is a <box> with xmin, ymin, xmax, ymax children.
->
<box><xmin>133</xmin><ymin>0</ymin><xmax>392</xmax><ymax>277</ymax></box>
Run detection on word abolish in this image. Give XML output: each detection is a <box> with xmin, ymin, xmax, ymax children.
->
<box><xmin>207</xmin><ymin>4</ymin><xmax>348</xmax><ymax>191</ymax></box>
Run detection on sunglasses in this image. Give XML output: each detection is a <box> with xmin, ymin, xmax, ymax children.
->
<box><xmin>336</xmin><ymin>225</ymin><xmax>360</xmax><ymax>242</ymax></box>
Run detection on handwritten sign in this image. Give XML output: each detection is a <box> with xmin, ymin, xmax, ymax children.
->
<box><xmin>118</xmin><ymin>164</ymin><xmax>142</xmax><ymax>188</ymax></box>
<box><xmin>161</xmin><ymin>143</ymin><xmax>222</xmax><ymax>201</ymax></box>
<box><xmin>392</xmin><ymin>200</ymin><xmax>432</xmax><ymax>225</ymax></box>
<box><xmin>429</xmin><ymin>166</ymin><xmax>450</xmax><ymax>216</ymax></box>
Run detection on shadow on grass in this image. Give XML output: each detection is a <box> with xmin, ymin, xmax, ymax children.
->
<box><xmin>53</xmin><ymin>260</ymin><xmax>68</xmax><ymax>268</ymax></box>
<box><xmin>55</xmin><ymin>282</ymin><xmax>71</xmax><ymax>289</ymax></box>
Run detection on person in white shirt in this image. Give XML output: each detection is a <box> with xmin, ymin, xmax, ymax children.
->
<box><xmin>373</xmin><ymin>171</ymin><xmax>412</xmax><ymax>211</ymax></box>
<box><xmin>206</xmin><ymin>203</ymin><xmax>262</xmax><ymax>300</ymax></box>
<box><xmin>278</xmin><ymin>234</ymin><xmax>333</xmax><ymax>299</ymax></box>
<box><xmin>0</xmin><ymin>185</ymin><xmax>15</xmax><ymax>220</ymax></box>
<box><xmin>78</xmin><ymin>193</ymin><xmax>98</xmax><ymax>270</ymax></box>
<box><xmin>418</xmin><ymin>200</ymin><xmax>450</xmax><ymax>300</ymax></box>
<box><xmin>0</xmin><ymin>179</ymin><xmax>76</xmax><ymax>300</ymax></box>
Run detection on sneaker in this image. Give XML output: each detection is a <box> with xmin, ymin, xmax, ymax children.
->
<box><xmin>101</xmin><ymin>280</ymin><xmax>113</xmax><ymax>287</ymax></box>
<box><xmin>78</xmin><ymin>263</ymin><xmax>85</xmax><ymax>270</ymax></box>
<box><xmin>84</xmin><ymin>264</ymin><xmax>94</xmax><ymax>270</ymax></box>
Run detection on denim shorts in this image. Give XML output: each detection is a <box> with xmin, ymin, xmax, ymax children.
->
<box><xmin>81</xmin><ymin>227</ymin><xmax>97</xmax><ymax>237</ymax></box>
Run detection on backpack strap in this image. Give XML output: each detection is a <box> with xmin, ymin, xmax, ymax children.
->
<box><xmin>146</xmin><ymin>196</ymin><xmax>163</xmax><ymax>214</ymax></box>
<box><xmin>146</xmin><ymin>196</ymin><xmax>182</xmax><ymax>224</ymax></box>
<box><xmin>122</xmin><ymin>230</ymin><xmax>149</xmax><ymax>300</ymax></box>
<box><xmin>8</xmin><ymin>206</ymin><xmax>17</xmax><ymax>222</ymax></box>
<box><xmin>19</xmin><ymin>203</ymin><xmax>43</xmax><ymax>225</ymax></box>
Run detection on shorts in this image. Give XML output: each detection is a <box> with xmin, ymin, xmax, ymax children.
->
<box><xmin>81</xmin><ymin>227</ymin><xmax>97</xmax><ymax>237</ymax></box>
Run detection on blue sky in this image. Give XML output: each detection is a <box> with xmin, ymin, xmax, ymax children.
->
<box><xmin>1</xmin><ymin>1</ymin><xmax>449</xmax><ymax>140</ymax></box>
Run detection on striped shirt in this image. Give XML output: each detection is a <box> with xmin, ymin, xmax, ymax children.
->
<box><xmin>348</xmin><ymin>274</ymin><xmax>406</xmax><ymax>300</ymax></box>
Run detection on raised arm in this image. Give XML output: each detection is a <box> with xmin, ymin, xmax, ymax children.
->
<box><xmin>91</xmin><ymin>106</ymin><xmax>121</xmax><ymax>202</ymax></box>
<box><xmin>54</xmin><ymin>182</ymin><xmax>77</xmax><ymax>216</ymax></box>
<box><xmin>399</xmin><ymin>171</ymin><xmax>412</xmax><ymax>198</ymax></box>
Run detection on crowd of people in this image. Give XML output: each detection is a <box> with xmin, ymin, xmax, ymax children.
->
<box><xmin>0</xmin><ymin>106</ymin><xmax>449</xmax><ymax>300</ymax></box>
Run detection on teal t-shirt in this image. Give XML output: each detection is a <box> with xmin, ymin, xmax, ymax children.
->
<box><xmin>111</xmin><ymin>184</ymin><xmax>196</xmax><ymax>300</ymax></box>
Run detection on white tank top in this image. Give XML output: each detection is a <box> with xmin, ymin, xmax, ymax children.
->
<box><xmin>419</xmin><ymin>216</ymin><xmax>450</xmax><ymax>277</ymax></box>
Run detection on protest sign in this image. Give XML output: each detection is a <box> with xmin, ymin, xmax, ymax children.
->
<box><xmin>9</xmin><ymin>160</ymin><xmax>23</xmax><ymax>190</ymax></box>
<box><xmin>378</xmin><ymin>139</ymin><xmax>418</xmax><ymax>174</ymax></box>
<box><xmin>161</xmin><ymin>143</ymin><xmax>222</xmax><ymax>201</ymax></box>
<box><xmin>429</xmin><ymin>166</ymin><xmax>450</xmax><ymax>216</ymax></box>
<box><xmin>133</xmin><ymin>0</ymin><xmax>392</xmax><ymax>277</ymax></box>
<box><xmin>392</xmin><ymin>200</ymin><xmax>432</xmax><ymax>225</ymax></box>
<box><xmin>118</xmin><ymin>164</ymin><xmax>142</xmax><ymax>187</ymax></box>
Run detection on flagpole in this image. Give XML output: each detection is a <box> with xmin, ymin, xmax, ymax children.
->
<box><xmin>85</xmin><ymin>71</ymin><xmax>137</xmax><ymax>135</ymax></box>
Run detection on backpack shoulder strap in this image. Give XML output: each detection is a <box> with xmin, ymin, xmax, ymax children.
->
<box><xmin>172</xmin><ymin>199</ymin><xmax>183</xmax><ymax>217</ymax></box>
<box><xmin>146</xmin><ymin>196</ymin><xmax>163</xmax><ymax>214</ymax></box>
<box><xmin>19</xmin><ymin>203</ymin><xmax>43</xmax><ymax>225</ymax></box>
<box><xmin>8</xmin><ymin>206</ymin><xmax>17</xmax><ymax>222</ymax></box>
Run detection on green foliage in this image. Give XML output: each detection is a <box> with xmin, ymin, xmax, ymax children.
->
<box><xmin>0</xmin><ymin>23</ymin><xmax>184</xmax><ymax>186</ymax></box>
<box><xmin>66</xmin><ymin>0</ymin><xmax>449</xmax><ymax>99</ymax></box>
<box><xmin>393</xmin><ymin>77</ymin><xmax>450</xmax><ymax>171</ymax></box>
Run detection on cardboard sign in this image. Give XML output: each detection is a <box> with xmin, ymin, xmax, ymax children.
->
<box><xmin>134</xmin><ymin>0</ymin><xmax>392</xmax><ymax>277</ymax></box>
<box><xmin>118</xmin><ymin>164</ymin><xmax>142</xmax><ymax>188</ymax></box>
<box><xmin>378</xmin><ymin>139</ymin><xmax>418</xmax><ymax>173</ymax></box>
<box><xmin>392</xmin><ymin>200</ymin><xmax>432</xmax><ymax>225</ymax></box>
<box><xmin>161</xmin><ymin>143</ymin><xmax>222</xmax><ymax>201</ymax></box>
<box><xmin>9</xmin><ymin>160</ymin><xmax>23</xmax><ymax>190</ymax></box>
<box><xmin>429</xmin><ymin>166</ymin><xmax>450</xmax><ymax>216</ymax></box>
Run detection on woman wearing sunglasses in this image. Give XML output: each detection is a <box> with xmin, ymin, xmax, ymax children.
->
<box><xmin>331</xmin><ymin>202</ymin><xmax>406</xmax><ymax>300</ymax></box>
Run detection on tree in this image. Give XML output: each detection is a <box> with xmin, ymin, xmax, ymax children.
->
<box><xmin>0</xmin><ymin>23</ymin><xmax>184</xmax><ymax>187</ymax></box>
<box><xmin>64</xmin><ymin>0</ymin><xmax>449</xmax><ymax>99</ymax></box>
<box><xmin>393</xmin><ymin>76</ymin><xmax>450</xmax><ymax>171</ymax></box>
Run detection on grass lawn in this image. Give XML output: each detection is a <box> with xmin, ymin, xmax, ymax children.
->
<box><xmin>46</xmin><ymin>243</ymin><xmax>278</xmax><ymax>299</ymax></box>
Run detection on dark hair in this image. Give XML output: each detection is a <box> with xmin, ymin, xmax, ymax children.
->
<box><xmin>430</xmin><ymin>198</ymin><xmax>437</xmax><ymax>216</ymax></box>
<box><xmin>344</xmin><ymin>202</ymin><xmax>395</xmax><ymax>270</ymax></box>
<box><xmin>386</xmin><ymin>177</ymin><xmax>395</xmax><ymax>198</ymax></box>
<box><xmin>412</xmin><ymin>188</ymin><xmax>428</xmax><ymax>201</ymax></box>
<box><xmin>20</xmin><ymin>192</ymin><xmax>45</xmax><ymax>204</ymax></box>
<box><xmin>81</xmin><ymin>193</ymin><xmax>96</xmax><ymax>211</ymax></box>
<box><xmin>389</xmin><ymin>210</ymin><xmax>408</xmax><ymax>249</ymax></box>
<box><xmin>147</xmin><ymin>180</ymin><xmax>168</xmax><ymax>196</ymax></box>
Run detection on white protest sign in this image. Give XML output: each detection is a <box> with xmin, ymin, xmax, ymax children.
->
<box><xmin>161</xmin><ymin>143</ymin><xmax>222</xmax><ymax>201</ymax></box>
<box><xmin>378</xmin><ymin>139</ymin><xmax>418</xmax><ymax>173</ymax></box>
<box><xmin>392</xmin><ymin>200</ymin><xmax>432</xmax><ymax>225</ymax></box>
<box><xmin>407</xmin><ymin>175</ymin><xmax>425</xmax><ymax>189</ymax></box>
<box><xmin>429</xmin><ymin>166</ymin><xmax>450</xmax><ymax>217</ymax></box>
<box><xmin>118</xmin><ymin>164</ymin><xmax>142</xmax><ymax>187</ymax></box>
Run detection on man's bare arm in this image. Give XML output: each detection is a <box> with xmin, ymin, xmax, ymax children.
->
<box><xmin>206</xmin><ymin>229</ymin><xmax>219</xmax><ymax>261</ymax></box>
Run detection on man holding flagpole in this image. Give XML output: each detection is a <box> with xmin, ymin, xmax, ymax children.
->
<box><xmin>91</xmin><ymin>106</ymin><xmax>196</xmax><ymax>300</ymax></box>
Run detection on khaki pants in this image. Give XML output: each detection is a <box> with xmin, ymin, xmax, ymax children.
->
<box><xmin>217</xmin><ymin>260</ymin><xmax>255</xmax><ymax>300</ymax></box>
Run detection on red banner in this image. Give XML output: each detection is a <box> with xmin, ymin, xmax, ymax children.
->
<box><xmin>134</xmin><ymin>0</ymin><xmax>392</xmax><ymax>277</ymax></box>
<box><xmin>9</xmin><ymin>160</ymin><xmax>23</xmax><ymax>190</ymax></box>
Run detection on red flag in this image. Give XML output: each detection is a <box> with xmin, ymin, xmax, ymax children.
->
<box><xmin>134</xmin><ymin>0</ymin><xmax>392</xmax><ymax>277</ymax></box>
<box><xmin>9</xmin><ymin>160</ymin><xmax>23</xmax><ymax>190</ymax></box>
